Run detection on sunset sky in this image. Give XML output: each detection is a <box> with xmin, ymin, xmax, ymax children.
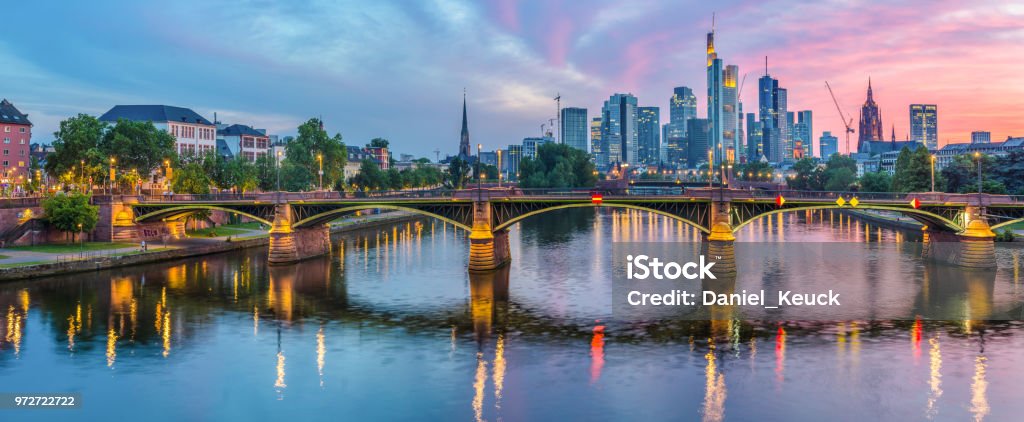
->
<box><xmin>2</xmin><ymin>0</ymin><xmax>1021</xmax><ymax>157</ymax></box>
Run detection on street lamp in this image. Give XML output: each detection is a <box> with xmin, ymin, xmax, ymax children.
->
<box><xmin>974</xmin><ymin>151</ymin><xmax>982</xmax><ymax>194</ymax></box>
<box><xmin>109</xmin><ymin>157</ymin><xmax>116</xmax><ymax>194</ymax></box>
<box><xmin>476</xmin><ymin>143</ymin><xmax>482</xmax><ymax>201</ymax></box>
<box><xmin>317</xmin><ymin>153</ymin><xmax>324</xmax><ymax>191</ymax></box>
<box><xmin>79</xmin><ymin>160</ymin><xmax>85</xmax><ymax>191</ymax></box>
<box><xmin>276</xmin><ymin>151</ymin><xmax>283</xmax><ymax>191</ymax></box>
<box><xmin>497</xmin><ymin>149</ymin><xmax>502</xmax><ymax>188</ymax></box>
<box><xmin>930</xmin><ymin>154</ymin><xmax>936</xmax><ymax>192</ymax></box>
<box><xmin>77</xmin><ymin>223</ymin><xmax>84</xmax><ymax>256</ymax></box>
<box><xmin>707</xmin><ymin>149</ymin><xmax>713</xmax><ymax>189</ymax></box>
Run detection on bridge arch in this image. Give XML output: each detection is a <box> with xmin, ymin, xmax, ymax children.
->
<box><xmin>491</xmin><ymin>202</ymin><xmax>711</xmax><ymax>234</ymax></box>
<box><xmin>293</xmin><ymin>205</ymin><xmax>473</xmax><ymax>231</ymax></box>
<box><xmin>991</xmin><ymin>218</ymin><xmax>1024</xmax><ymax>231</ymax></box>
<box><xmin>134</xmin><ymin>205</ymin><xmax>274</xmax><ymax>226</ymax></box>
<box><xmin>730</xmin><ymin>204</ymin><xmax>964</xmax><ymax>233</ymax></box>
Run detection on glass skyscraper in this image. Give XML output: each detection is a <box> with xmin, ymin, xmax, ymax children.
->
<box><xmin>590</xmin><ymin>117</ymin><xmax>604</xmax><ymax>167</ymax></box>
<box><xmin>758</xmin><ymin>73</ymin><xmax>786</xmax><ymax>163</ymax></box>
<box><xmin>601</xmin><ymin>93</ymin><xmax>638</xmax><ymax>166</ymax></box>
<box><xmin>506</xmin><ymin>144</ymin><xmax>522</xmax><ymax>180</ymax></box>
<box><xmin>666</xmin><ymin>87</ymin><xmax>696</xmax><ymax>166</ymax></box>
<box><xmin>909</xmin><ymin>104</ymin><xmax>937</xmax><ymax>149</ymax></box>
<box><xmin>560</xmin><ymin>107</ymin><xmax>588</xmax><ymax>153</ymax></box>
<box><xmin>686</xmin><ymin>118</ymin><xmax>710</xmax><ymax>169</ymax></box>
<box><xmin>637</xmin><ymin>106</ymin><xmax>660</xmax><ymax>165</ymax></box>
<box><xmin>819</xmin><ymin>131</ymin><xmax>838</xmax><ymax>158</ymax></box>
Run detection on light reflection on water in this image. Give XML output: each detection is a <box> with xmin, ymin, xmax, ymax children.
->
<box><xmin>0</xmin><ymin>209</ymin><xmax>1022</xmax><ymax>420</ymax></box>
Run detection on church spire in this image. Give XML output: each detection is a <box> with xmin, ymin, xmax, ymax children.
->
<box><xmin>867</xmin><ymin>77</ymin><xmax>874</xmax><ymax>103</ymax></box>
<box><xmin>459</xmin><ymin>89</ymin><xmax>471</xmax><ymax>158</ymax></box>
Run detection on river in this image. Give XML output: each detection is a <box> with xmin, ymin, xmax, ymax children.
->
<box><xmin>1</xmin><ymin>208</ymin><xmax>1023</xmax><ymax>421</ymax></box>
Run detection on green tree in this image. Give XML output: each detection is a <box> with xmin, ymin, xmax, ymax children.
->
<box><xmin>46</xmin><ymin>114</ymin><xmax>108</xmax><ymax>185</ymax></box>
<box><xmin>518</xmin><ymin>143</ymin><xmax>597</xmax><ymax>188</ymax></box>
<box><xmin>787</xmin><ymin>158</ymin><xmax>823</xmax><ymax>190</ymax></box>
<box><xmin>821</xmin><ymin>153</ymin><xmax>858</xmax><ymax>191</ymax></box>
<box><xmin>368</xmin><ymin>138</ymin><xmax>390</xmax><ymax>149</ymax></box>
<box><xmin>890</xmin><ymin>146</ymin><xmax>933</xmax><ymax>192</ymax></box>
<box><xmin>445</xmin><ymin>156</ymin><xmax>472</xmax><ymax>189</ymax></box>
<box><xmin>42</xmin><ymin>192</ymin><xmax>98</xmax><ymax>242</ymax></box>
<box><xmin>171</xmin><ymin>154</ymin><xmax>212</xmax><ymax>194</ymax></box>
<box><xmin>279</xmin><ymin>161</ymin><xmax>314</xmax><ymax>191</ymax></box>
<box><xmin>859</xmin><ymin>171</ymin><xmax>893</xmax><ymax>192</ymax></box>
<box><xmin>254</xmin><ymin>154</ymin><xmax>278</xmax><ymax>191</ymax></box>
<box><xmin>349</xmin><ymin>159</ymin><xmax>386</xmax><ymax>191</ymax></box>
<box><xmin>736</xmin><ymin>161</ymin><xmax>774</xmax><ymax>181</ymax></box>
<box><xmin>384</xmin><ymin>168</ymin><xmax>403</xmax><ymax>190</ymax></box>
<box><xmin>285</xmin><ymin>118</ymin><xmax>346</xmax><ymax>190</ymax></box>
<box><xmin>993</xmin><ymin>150</ymin><xmax>1024</xmax><ymax>194</ymax></box>
<box><xmin>101</xmin><ymin>118</ymin><xmax>177</xmax><ymax>177</ymax></box>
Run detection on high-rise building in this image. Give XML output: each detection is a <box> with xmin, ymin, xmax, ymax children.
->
<box><xmin>601</xmin><ymin>93</ymin><xmax>638</xmax><ymax>166</ymax></box>
<box><xmin>706</xmin><ymin>27</ymin><xmax>739</xmax><ymax>165</ymax></box>
<box><xmin>909</xmin><ymin>104</ymin><xmax>937</xmax><ymax>149</ymax></box>
<box><xmin>737</xmin><ymin>103</ymin><xmax>745</xmax><ymax>162</ymax></box>
<box><xmin>522</xmin><ymin>136</ymin><xmax>552</xmax><ymax>159</ymax></box>
<box><xmin>792</xmin><ymin>110</ymin><xmax>812</xmax><ymax>158</ymax></box>
<box><xmin>506</xmin><ymin>144</ymin><xmax>522</xmax><ymax>180</ymax></box>
<box><xmin>666</xmin><ymin>87</ymin><xmax>697</xmax><ymax>166</ymax></box>
<box><xmin>745</xmin><ymin>112</ymin><xmax>761</xmax><ymax>160</ymax></box>
<box><xmin>560</xmin><ymin>107</ymin><xmax>588</xmax><ymax>153</ymax></box>
<box><xmin>758</xmin><ymin>68</ymin><xmax>786</xmax><ymax>163</ymax></box>
<box><xmin>858</xmin><ymin>78</ymin><xmax>884</xmax><ymax>152</ymax></box>
<box><xmin>686</xmin><ymin>118</ymin><xmax>710</xmax><ymax>169</ymax></box>
<box><xmin>971</xmin><ymin>131</ymin><xmax>991</xmax><ymax>144</ymax></box>
<box><xmin>590</xmin><ymin>117</ymin><xmax>604</xmax><ymax>167</ymax></box>
<box><xmin>637</xmin><ymin>106</ymin><xmax>660</xmax><ymax>164</ymax></box>
<box><xmin>820</xmin><ymin>131</ymin><xmax>838</xmax><ymax>159</ymax></box>
<box><xmin>0</xmin><ymin>99</ymin><xmax>32</xmax><ymax>182</ymax></box>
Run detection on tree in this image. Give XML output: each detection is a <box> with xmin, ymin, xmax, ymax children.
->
<box><xmin>821</xmin><ymin>153</ymin><xmax>858</xmax><ymax>191</ymax></box>
<box><xmin>349</xmin><ymin>159</ymin><xmax>386</xmax><ymax>191</ymax></box>
<box><xmin>254</xmin><ymin>154</ymin><xmax>278</xmax><ymax>191</ymax></box>
<box><xmin>171</xmin><ymin>154</ymin><xmax>211</xmax><ymax>194</ymax></box>
<box><xmin>445</xmin><ymin>156</ymin><xmax>472</xmax><ymax>189</ymax></box>
<box><xmin>890</xmin><ymin>145</ymin><xmax>932</xmax><ymax>192</ymax></box>
<box><xmin>46</xmin><ymin>114</ymin><xmax>107</xmax><ymax>185</ymax></box>
<box><xmin>279</xmin><ymin>161</ymin><xmax>314</xmax><ymax>191</ymax></box>
<box><xmin>518</xmin><ymin>143</ymin><xmax>597</xmax><ymax>188</ymax></box>
<box><xmin>736</xmin><ymin>161</ymin><xmax>774</xmax><ymax>181</ymax></box>
<box><xmin>859</xmin><ymin>171</ymin><xmax>893</xmax><ymax>192</ymax></box>
<box><xmin>42</xmin><ymin>192</ymin><xmax>98</xmax><ymax>242</ymax></box>
<box><xmin>285</xmin><ymin>118</ymin><xmax>346</xmax><ymax>190</ymax></box>
<box><xmin>384</xmin><ymin>168</ymin><xmax>403</xmax><ymax>190</ymax></box>
<box><xmin>368</xmin><ymin>138</ymin><xmax>390</xmax><ymax>149</ymax></box>
<box><xmin>993</xmin><ymin>150</ymin><xmax>1024</xmax><ymax>194</ymax></box>
<box><xmin>101</xmin><ymin>118</ymin><xmax>177</xmax><ymax>178</ymax></box>
<box><xmin>787</xmin><ymin>158</ymin><xmax>823</xmax><ymax>190</ymax></box>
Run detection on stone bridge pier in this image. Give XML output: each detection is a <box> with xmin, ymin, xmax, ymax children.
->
<box><xmin>702</xmin><ymin>199</ymin><xmax>736</xmax><ymax>277</ymax></box>
<box><xmin>267</xmin><ymin>203</ymin><xmax>331</xmax><ymax>265</ymax></box>
<box><xmin>468</xmin><ymin>201</ymin><xmax>511</xmax><ymax>272</ymax></box>
<box><xmin>923</xmin><ymin>205</ymin><xmax>996</xmax><ymax>269</ymax></box>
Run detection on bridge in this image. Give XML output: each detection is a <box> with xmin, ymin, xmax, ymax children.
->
<box><xmin>7</xmin><ymin>189</ymin><xmax>1024</xmax><ymax>272</ymax></box>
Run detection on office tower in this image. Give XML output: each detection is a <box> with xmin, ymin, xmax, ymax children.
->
<box><xmin>722</xmin><ymin>64</ymin><xmax>740</xmax><ymax>163</ymax></box>
<box><xmin>591</xmin><ymin>117</ymin><xmax>605</xmax><ymax>167</ymax></box>
<box><xmin>971</xmin><ymin>131</ymin><xmax>991</xmax><ymax>144</ymax></box>
<box><xmin>819</xmin><ymin>131</ymin><xmax>838</xmax><ymax>158</ymax></box>
<box><xmin>778</xmin><ymin>90</ymin><xmax>789</xmax><ymax>160</ymax></box>
<box><xmin>506</xmin><ymin>144</ymin><xmax>522</xmax><ymax>180</ymax></box>
<box><xmin>792</xmin><ymin>110</ymin><xmax>812</xmax><ymax>158</ymax></box>
<box><xmin>560</xmin><ymin>107</ymin><xmax>588</xmax><ymax>152</ymax></box>
<box><xmin>706</xmin><ymin>27</ymin><xmax>739</xmax><ymax>165</ymax></box>
<box><xmin>666</xmin><ymin>86</ymin><xmax>697</xmax><ymax>166</ymax></box>
<box><xmin>637</xmin><ymin>106</ymin><xmax>661</xmax><ymax>164</ymax></box>
<box><xmin>909</xmin><ymin>104</ymin><xmax>937</xmax><ymax>149</ymax></box>
<box><xmin>745</xmin><ymin>112</ymin><xmax>762</xmax><ymax>160</ymax></box>
<box><xmin>858</xmin><ymin>78</ymin><xmax>884</xmax><ymax>152</ymax></box>
<box><xmin>522</xmin><ymin>135</ymin><xmax>552</xmax><ymax>159</ymax></box>
<box><xmin>601</xmin><ymin>93</ymin><xmax>638</xmax><ymax>165</ymax></box>
<box><xmin>758</xmin><ymin>64</ymin><xmax>787</xmax><ymax>164</ymax></box>
<box><xmin>686</xmin><ymin>118</ymin><xmax>710</xmax><ymax>169</ymax></box>
<box><xmin>737</xmin><ymin>103</ymin><xmax>745</xmax><ymax>162</ymax></box>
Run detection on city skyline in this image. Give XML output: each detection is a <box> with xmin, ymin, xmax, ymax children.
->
<box><xmin>2</xmin><ymin>0</ymin><xmax>1021</xmax><ymax>158</ymax></box>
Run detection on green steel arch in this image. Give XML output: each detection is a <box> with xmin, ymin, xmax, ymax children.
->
<box><xmin>491</xmin><ymin>202</ymin><xmax>711</xmax><ymax>234</ymax></box>
<box><xmin>292</xmin><ymin>204</ymin><xmax>473</xmax><ymax>231</ymax></box>
<box><xmin>133</xmin><ymin>205</ymin><xmax>274</xmax><ymax>226</ymax></box>
<box><xmin>730</xmin><ymin>204</ymin><xmax>964</xmax><ymax>233</ymax></box>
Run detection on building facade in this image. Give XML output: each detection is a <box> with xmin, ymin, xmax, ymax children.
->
<box><xmin>666</xmin><ymin>86</ymin><xmax>697</xmax><ymax>166</ymax></box>
<box><xmin>686</xmin><ymin>118</ymin><xmax>710</xmax><ymax>169</ymax></box>
<box><xmin>637</xmin><ymin>106</ymin><xmax>660</xmax><ymax>165</ymax></box>
<box><xmin>217</xmin><ymin>124</ymin><xmax>270</xmax><ymax>162</ymax></box>
<box><xmin>745</xmin><ymin>112</ymin><xmax>761</xmax><ymax>160</ymax></box>
<box><xmin>560</xmin><ymin>107</ymin><xmax>588</xmax><ymax>153</ymax></box>
<box><xmin>706</xmin><ymin>29</ymin><xmax>739</xmax><ymax>165</ymax></box>
<box><xmin>971</xmin><ymin>131</ymin><xmax>991</xmax><ymax>144</ymax></box>
<box><xmin>590</xmin><ymin>117</ymin><xmax>603</xmax><ymax>167</ymax></box>
<box><xmin>909</xmin><ymin>104</ymin><xmax>937</xmax><ymax>149</ymax></box>
<box><xmin>819</xmin><ymin>131</ymin><xmax>839</xmax><ymax>158</ymax></box>
<box><xmin>792</xmin><ymin>110</ymin><xmax>813</xmax><ymax>158</ymax></box>
<box><xmin>0</xmin><ymin>99</ymin><xmax>32</xmax><ymax>184</ymax></box>
<box><xmin>601</xmin><ymin>93</ymin><xmax>638</xmax><ymax>166</ymax></box>
<box><xmin>506</xmin><ymin>144</ymin><xmax>522</xmax><ymax>180</ymax></box>
<box><xmin>99</xmin><ymin>105</ymin><xmax>216</xmax><ymax>157</ymax></box>
<box><xmin>758</xmin><ymin>73</ymin><xmax>786</xmax><ymax>163</ymax></box>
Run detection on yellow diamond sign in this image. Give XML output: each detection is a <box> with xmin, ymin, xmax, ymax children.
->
<box><xmin>849</xmin><ymin>197</ymin><xmax>859</xmax><ymax>207</ymax></box>
<box><xmin>835</xmin><ymin>197</ymin><xmax>847</xmax><ymax>207</ymax></box>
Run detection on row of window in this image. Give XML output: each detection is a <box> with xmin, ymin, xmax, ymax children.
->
<box><xmin>1</xmin><ymin>160</ymin><xmax>27</xmax><ymax>167</ymax></box>
<box><xmin>240</xmin><ymin>137</ymin><xmax>270</xmax><ymax>149</ymax></box>
<box><xmin>178</xmin><ymin>143</ymin><xmax>216</xmax><ymax>155</ymax></box>
<box><xmin>170</xmin><ymin>124</ymin><xmax>215</xmax><ymax>140</ymax></box>
<box><xmin>3</xmin><ymin>137</ymin><xmax>27</xmax><ymax>144</ymax></box>
<box><xmin>2</xmin><ymin>149</ymin><xmax>27</xmax><ymax>156</ymax></box>
<box><xmin>3</xmin><ymin>126</ymin><xmax>28</xmax><ymax>133</ymax></box>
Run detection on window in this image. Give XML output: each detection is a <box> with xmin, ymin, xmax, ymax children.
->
<box><xmin>18</xmin><ymin>161</ymin><xmax>24</xmax><ymax>167</ymax></box>
<box><xmin>19</xmin><ymin>139</ymin><xmax>25</xmax><ymax>144</ymax></box>
<box><xmin>3</xmin><ymin>137</ymin><xmax>8</xmax><ymax>144</ymax></box>
<box><xmin>19</xmin><ymin>127</ymin><xmax>25</xmax><ymax>133</ymax></box>
<box><xmin>3</xmin><ymin>126</ymin><xmax>8</xmax><ymax>132</ymax></box>
<box><xmin>2</xmin><ymin>149</ymin><xmax>7</xmax><ymax>155</ymax></box>
<box><xmin>2</xmin><ymin>160</ymin><xmax>7</xmax><ymax>166</ymax></box>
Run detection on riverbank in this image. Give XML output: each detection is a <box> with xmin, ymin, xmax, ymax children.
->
<box><xmin>0</xmin><ymin>211</ymin><xmax>420</xmax><ymax>282</ymax></box>
<box><xmin>839</xmin><ymin>209</ymin><xmax>923</xmax><ymax>231</ymax></box>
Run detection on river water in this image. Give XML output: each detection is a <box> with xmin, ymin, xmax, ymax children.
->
<box><xmin>1</xmin><ymin>209</ymin><xmax>1023</xmax><ymax>421</ymax></box>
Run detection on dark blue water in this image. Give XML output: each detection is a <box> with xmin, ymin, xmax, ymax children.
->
<box><xmin>1</xmin><ymin>209</ymin><xmax>1023</xmax><ymax>421</ymax></box>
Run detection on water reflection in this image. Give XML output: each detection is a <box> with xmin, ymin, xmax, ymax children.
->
<box><xmin>0</xmin><ymin>209</ymin><xmax>1022</xmax><ymax>420</ymax></box>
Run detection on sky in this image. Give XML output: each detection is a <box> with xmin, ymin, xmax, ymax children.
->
<box><xmin>2</xmin><ymin>0</ymin><xmax>1022</xmax><ymax>158</ymax></box>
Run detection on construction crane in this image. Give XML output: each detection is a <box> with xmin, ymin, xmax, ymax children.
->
<box><xmin>825</xmin><ymin>81</ymin><xmax>855</xmax><ymax>155</ymax></box>
<box><xmin>433</xmin><ymin>149</ymin><xmax>440</xmax><ymax>163</ymax></box>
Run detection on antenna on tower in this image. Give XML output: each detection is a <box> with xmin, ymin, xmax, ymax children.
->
<box><xmin>712</xmin><ymin>12</ymin><xmax>716</xmax><ymax>33</ymax></box>
<box><xmin>433</xmin><ymin>149</ymin><xmax>440</xmax><ymax>162</ymax></box>
<box><xmin>765</xmin><ymin>56</ymin><xmax>768</xmax><ymax>76</ymax></box>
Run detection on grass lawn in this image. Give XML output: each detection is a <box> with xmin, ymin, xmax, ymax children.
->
<box><xmin>0</xmin><ymin>261</ymin><xmax>48</xmax><ymax>269</ymax></box>
<box><xmin>187</xmin><ymin>222</ymin><xmax>267</xmax><ymax>237</ymax></box>
<box><xmin>1007</xmin><ymin>221</ymin><xmax>1024</xmax><ymax>230</ymax></box>
<box><xmin>5</xmin><ymin>242</ymin><xmax>139</xmax><ymax>253</ymax></box>
<box><xmin>0</xmin><ymin>254</ymin><xmax>9</xmax><ymax>260</ymax></box>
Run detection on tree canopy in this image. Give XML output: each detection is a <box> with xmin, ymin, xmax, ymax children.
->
<box><xmin>517</xmin><ymin>143</ymin><xmax>597</xmax><ymax>188</ymax></box>
<box><xmin>42</xmin><ymin>192</ymin><xmax>98</xmax><ymax>241</ymax></box>
<box><xmin>285</xmin><ymin>118</ymin><xmax>347</xmax><ymax>190</ymax></box>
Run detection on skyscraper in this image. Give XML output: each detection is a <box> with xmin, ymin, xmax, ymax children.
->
<box><xmin>560</xmin><ymin>107</ymin><xmax>588</xmax><ymax>153</ymax></box>
<box><xmin>745</xmin><ymin>112</ymin><xmax>761</xmax><ymax>160</ymax></box>
<box><xmin>459</xmin><ymin>92</ymin><xmax>471</xmax><ymax>159</ymax></box>
<box><xmin>819</xmin><ymin>131</ymin><xmax>838</xmax><ymax>158</ymax></box>
<box><xmin>637</xmin><ymin>106</ymin><xmax>660</xmax><ymax>164</ymax></box>
<box><xmin>507</xmin><ymin>144</ymin><xmax>522</xmax><ymax>180</ymax></box>
<box><xmin>706</xmin><ymin>26</ymin><xmax>739</xmax><ymax>165</ymax></box>
<box><xmin>666</xmin><ymin>87</ymin><xmax>697</xmax><ymax>166</ymax></box>
<box><xmin>601</xmin><ymin>93</ymin><xmax>638</xmax><ymax>166</ymax></box>
<box><xmin>723</xmin><ymin>64</ymin><xmax>740</xmax><ymax>163</ymax></box>
<box><xmin>792</xmin><ymin>110</ymin><xmax>812</xmax><ymax>158</ymax></box>
<box><xmin>591</xmin><ymin>117</ymin><xmax>604</xmax><ymax>167</ymax></box>
<box><xmin>686</xmin><ymin>118</ymin><xmax>710</xmax><ymax>169</ymax></box>
<box><xmin>909</xmin><ymin>104</ymin><xmax>937</xmax><ymax>149</ymax></box>
<box><xmin>858</xmin><ymin>78</ymin><xmax>884</xmax><ymax>152</ymax></box>
<box><xmin>758</xmin><ymin>65</ymin><xmax>786</xmax><ymax>164</ymax></box>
